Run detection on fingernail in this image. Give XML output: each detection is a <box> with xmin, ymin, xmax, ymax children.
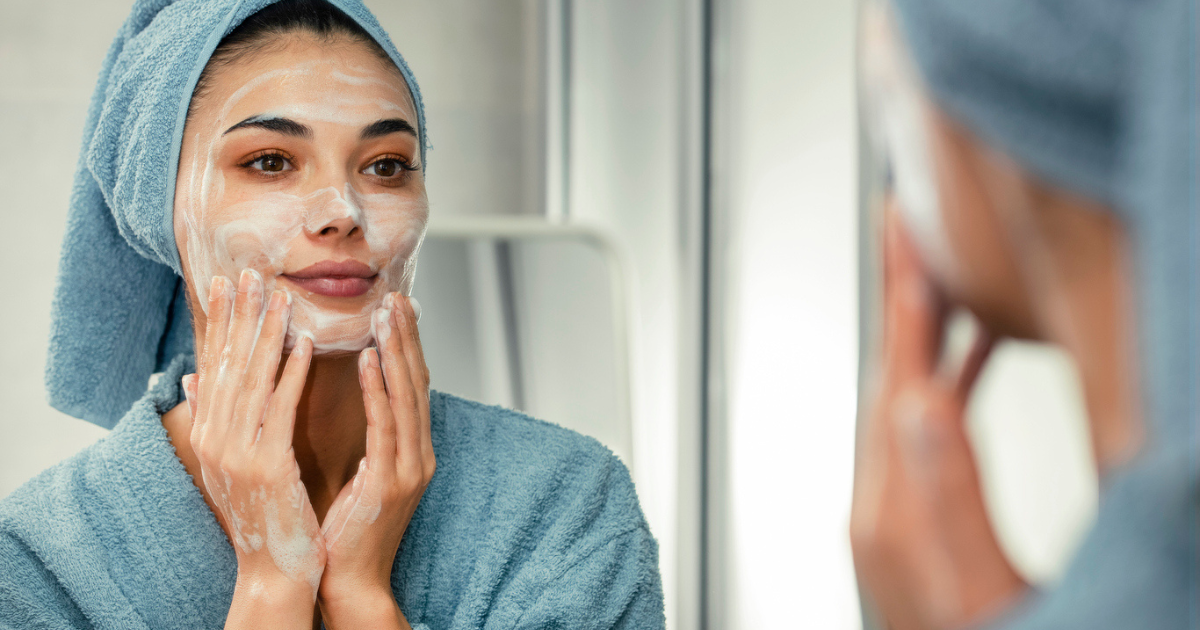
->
<box><xmin>268</xmin><ymin>290</ymin><xmax>287</xmax><ymax>312</ymax></box>
<box><xmin>409</xmin><ymin>297</ymin><xmax>421</xmax><ymax>323</ymax></box>
<box><xmin>209</xmin><ymin>276</ymin><xmax>232</xmax><ymax>304</ymax></box>
<box><xmin>240</xmin><ymin>268</ymin><xmax>263</xmax><ymax>295</ymax></box>
<box><xmin>294</xmin><ymin>332</ymin><xmax>314</xmax><ymax>356</ymax></box>
<box><xmin>181</xmin><ymin>374</ymin><xmax>195</xmax><ymax>407</ymax></box>
<box><xmin>374</xmin><ymin>308</ymin><xmax>392</xmax><ymax>340</ymax></box>
<box><xmin>358</xmin><ymin>348</ymin><xmax>370</xmax><ymax>374</ymax></box>
<box><xmin>208</xmin><ymin>276</ymin><xmax>222</xmax><ymax>302</ymax></box>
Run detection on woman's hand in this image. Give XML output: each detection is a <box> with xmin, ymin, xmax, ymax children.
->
<box><xmin>182</xmin><ymin>270</ymin><xmax>326</xmax><ymax>627</ymax></box>
<box><xmin>849</xmin><ymin>212</ymin><xmax>1027</xmax><ymax>630</ymax></box>
<box><xmin>317</xmin><ymin>293</ymin><xmax>435</xmax><ymax>630</ymax></box>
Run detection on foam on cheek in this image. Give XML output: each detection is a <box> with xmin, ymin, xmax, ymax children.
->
<box><xmin>281</xmin><ymin>187</ymin><xmax>427</xmax><ymax>353</ymax></box>
<box><xmin>179</xmin><ymin>61</ymin><xmax>428</xmax><ymax>355</ymax></box>
<box><xmin>352</xmin><ymin>184</ymin><xmax>429</xmax><ymax>292</ymax></box>
<box><xmin>184</xmin><ymin>176</ymin><xmax>428</xmax><ymax>354</ymax></box>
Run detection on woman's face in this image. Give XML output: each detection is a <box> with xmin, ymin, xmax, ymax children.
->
<box><xmin>174</xmin><ymin>33</ymin><xmax>427</xmax><ymax>354</ymax></box>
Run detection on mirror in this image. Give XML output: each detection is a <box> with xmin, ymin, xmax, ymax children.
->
<box><xmin>412</xmin><ymin>217</ymin><xmax>634</xmax><ymax>467</ymax></box>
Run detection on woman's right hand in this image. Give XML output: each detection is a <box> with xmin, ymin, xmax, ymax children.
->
<box><xmin>182</xmin><ymin>270</ymin><xmax>325</xmax><ymax>626</ymax></box>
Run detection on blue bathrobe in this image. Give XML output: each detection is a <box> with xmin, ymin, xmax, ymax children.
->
<box><xmin>0</xmin><ymin>355</ymin><xmax>664</xmax><ymax>629</ymax></box>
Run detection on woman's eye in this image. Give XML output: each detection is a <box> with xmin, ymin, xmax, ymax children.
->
<box><xmin>364</xmin><ymin>159</ymin><xmax>407</xmax><ymax>178</ymax></box>
<box><xmin>246</xmin><ymin>154</ymin><xmax>292</xmax><ymax>173</ymax></box>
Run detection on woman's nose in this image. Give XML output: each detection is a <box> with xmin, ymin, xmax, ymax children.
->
<box><xmin>304</xmin><ymin>189</ymin><xmax>363</xmax><ymax>239</ymax></box>
<box><xmin>313</xmin><ymin>215</ymin><xmax>359</xmax><ymax>238</ymax></box>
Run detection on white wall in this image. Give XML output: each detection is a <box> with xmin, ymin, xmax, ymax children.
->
<box><xmin>0</xmin><ymin>0</ymin><xmax>127</xmax><ymax>498</ymax></box>
<box><xmin>367</xmin><ymin>0</ymin><xmax>544</xmax><ymax>219</ymax></box>
<box><xmin>568</xmin><ymin>1</ymin><xmax>701</xmax><ymax>626</ymax></box>
<box><xmin>712</xmin><ymin>1</ymin><xmax>862</xmax><ymax>627</ymax></box>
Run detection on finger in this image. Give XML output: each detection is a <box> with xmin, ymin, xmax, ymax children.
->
<box><xmin>320</xmin><ymin>459</ymin><xmax>361</xmax><ymax>532</ymax></box>
<box><xmin>953</xmin><ymin>329</ymin><xmax>995</xmax><ymax>405</ymax></box>
<box><xmin>395</xmin><ymin>295</ymin><xmax>430</xmax><ymax>406</ymax></box>
<box><xmin>207</xmin><ymin>269</ymin><xmax>266</xmax><ymax>439</ymax></box>
<box><xmin>883</xmin><ymin>204</ymin><xmax>944</xmax><ymax>382</ymax></box>
<box><xmin>259</xmin><ymin>334</ymin><xmax>312</xmax><ymax>452</ymax></box>
<box><xmin>232</xmin><ymin>289</ymin><xmax>291</xmax><ymax>444</ymax></box>
<box><xmin>322</xmin><ymin>459</ymin><xmax>367</xmax><ymax>547</ymax></box>
<box><xmin>398</xmin><ymin>295</ymin><xmax>435</xmax><ymax>465</ymax></box>
<box><xmin>182</xmin><ymin>374</ymin><xmax>198</xmax><ymax>420</ymax></box>
<box><xmin>195</xmin><ymin>275</ymin><xmax>234</xmax><ymax>427</ymax></box>
<box><xmin>378</xmin><ymin>301</ymin><xmax>421</xmax><ymax>461</ymax></box>
<box><xmin>359</xmin><ymin>346</ymin><xmax>397</xmax><ymax>476</ymax></box>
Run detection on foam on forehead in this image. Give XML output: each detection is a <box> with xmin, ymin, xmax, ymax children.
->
<box><xmin>212</xmin><ymin>59</ymin><xmax>417</xmax><ymax>130</ymax></box>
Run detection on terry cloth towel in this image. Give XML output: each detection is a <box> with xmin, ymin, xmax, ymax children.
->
<box><xmin>0</xmin><ymin>356</ymin><xmax>665</xmax><ymax>629</ymax></box>
<box><xmin>889</xmin><ymin>0</ymin><xmax>1198</xmax><ymax>628</ymax></box>
<box><xmin>46</xmin><ymin>0</ymin><xmax>427</xmax><ymax>429</ymax></box>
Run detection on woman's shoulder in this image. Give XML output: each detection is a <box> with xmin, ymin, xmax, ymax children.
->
<box><xmin>0</xmin><ymin>389</ymin><xmax>232</xmax><ymax>628</ymax></box>
<box><xmin>413</xmin><ymin>392</ymin><xmax>662</xmax><ymax>628</ymax></box>
<box><xmin>428</xmin><ymin>389</ymin><xmax>647</xmax><ymax>527</ymax></box>
<box><xmin>0</xmin><ymin>398</ymin><xmax>161</xmax><ymax>542</ymax></box>
<box><xmin>0</xmin><ymin>360</ymin><xmax>195</xmax><ymax>552</ymax></box>
<box><xmin>0</xmin><ymin>424</ymin><xmax>122</xmax><ymax>620</ymax></box>
<box><xmin>1</xmin><ymin>430</ymin><xmax>108</xmax><ymax>534</ymax></box>
<box><xmin>431</xmin><ymin>390</ymin><xmax>629</xmax><ymax>478</ymax></box>
<box><xmin>433</xmin><ymin>390</ymin><xmax>617</xmax><ymax>457</ymax></box>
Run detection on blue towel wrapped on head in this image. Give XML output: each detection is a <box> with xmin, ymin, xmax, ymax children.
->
<box><xmin>46</xmin><ymin>0</ymin><xmax>426</xmax><ymax>428</ymax></box>
<box><xmin>9</xmin><ymin>0</ymin><xmax>664</xmax><ymax>627</ymax></box>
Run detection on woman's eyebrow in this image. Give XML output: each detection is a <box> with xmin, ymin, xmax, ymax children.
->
<box><xmin>223</xmin><ymin>115</ymin><xmax>313</xmax><ymax>138</ymax></box>
<box><xmin>360</xmin><ymin>118</ymin><xmax>417</xmax><ymax>140</ymax></box>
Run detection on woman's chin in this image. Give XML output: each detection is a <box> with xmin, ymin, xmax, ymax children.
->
<box><xmin>284</xmin><ymin>314</ymin><xmax>376</xmax><ymax>356</ymax></box>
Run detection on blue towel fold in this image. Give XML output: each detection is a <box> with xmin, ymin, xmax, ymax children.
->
<box><xmin>2</xmin><ymin>356</ymin><xmax>665</xmax><ymax>628</ymax></box>
<box><xmin>46</xmin><ymin>0</ymin><xmax>427</xmax><ymax>429</ymax></box>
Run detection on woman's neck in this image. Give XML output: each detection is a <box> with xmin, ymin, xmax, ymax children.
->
<box><xmin>290</xmin><ymin>354</ymin><xmax>369</xmax><ymax>520</ymax></box>
<box><xmin>1036</xmin><ymin>205</ymin><xmax>1143</xmax><ymax>474</ymax></box>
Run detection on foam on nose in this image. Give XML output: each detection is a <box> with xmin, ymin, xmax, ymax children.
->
<box><xmin>303</xmin><ymin>187</ymin><xmax>363</xmax><ymax>234</ymax></box>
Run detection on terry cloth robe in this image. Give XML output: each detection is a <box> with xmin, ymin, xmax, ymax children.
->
<box><xmin>0</xmin><ymin>356</ymin><xmax>665</xmax><ymax>630</ymax></box>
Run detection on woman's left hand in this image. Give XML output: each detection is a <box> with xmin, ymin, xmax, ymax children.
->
<box><xmin>317</xmin><ymin>293</ymin><xmax>435</xmax><ymax>630</ymax></box>
<box><xmin>849</xmin><ymin>210</ymin><xmax>1027</xmax><ymax>630</ymax></box>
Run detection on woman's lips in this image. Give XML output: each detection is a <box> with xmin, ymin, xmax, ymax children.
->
<box><xmin>282</xmin><ymin>260</ymin><xmax>377</xmax><ymax>298</ymax></box>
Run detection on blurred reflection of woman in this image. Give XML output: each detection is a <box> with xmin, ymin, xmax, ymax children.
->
<box><xmin>851</xmin><ymin>0</ymin><xmax>1196</xmax><ymax>628</ymax></box>
<box><xmin>0</xmin><ymin>1</ymin><xmax>664</xmax><ymax>628</ymax></box>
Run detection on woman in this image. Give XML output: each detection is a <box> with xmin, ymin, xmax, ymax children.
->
<box><xmin>851</xmin><ymin>0</ymin><xmax>1195</xmax><ymax>629</ymax></box>
<box><xmin>0</xmin><ymin>1</ymin><xmax>664</xmax><ymax>628</ymax></box>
